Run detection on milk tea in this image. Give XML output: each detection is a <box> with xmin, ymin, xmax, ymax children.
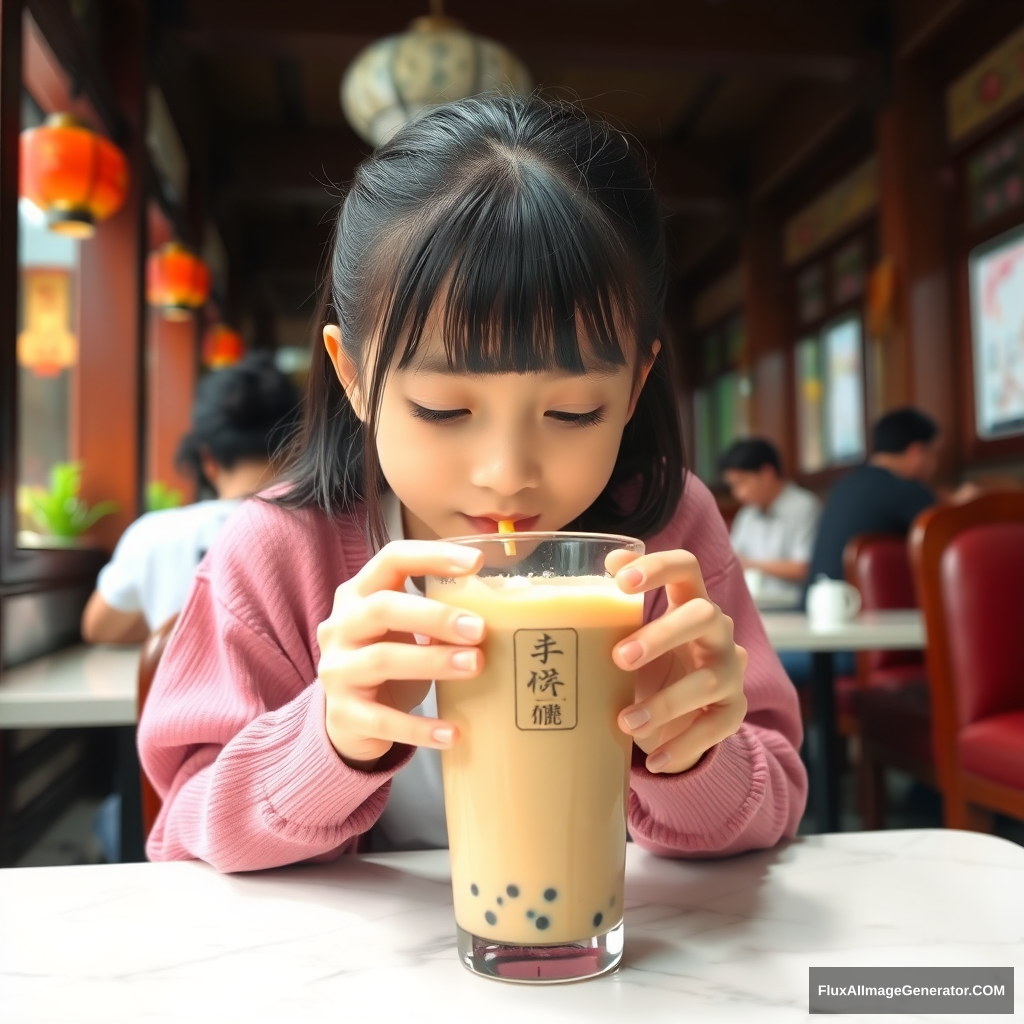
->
<box><xmin>428</xmin><ymin>573</ymin><xmax>643</xmax><ymax>945</ymax></box>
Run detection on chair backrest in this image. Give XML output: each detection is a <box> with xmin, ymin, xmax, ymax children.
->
<box><xmin>910</xmin><ymin>492</ymin><xmax>1024</xmax><ymax>789</ymax></box>
<box><xmin>843</xmin><ymin>533</ymin><xmax>923</xmax><ymax>674</ymax></box>
<box><xmin>137</xmin><ymin>613</ymin><xmax>179</xmax><ymax>841</ymax></box>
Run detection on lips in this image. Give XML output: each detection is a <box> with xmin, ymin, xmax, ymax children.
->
<box><xmin>462</xmin><ymin>514</ymin><xmax>541</xmax><ymax>534</ymax></box>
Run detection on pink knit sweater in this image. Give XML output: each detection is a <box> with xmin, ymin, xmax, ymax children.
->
<box><xmin>139</xmin><ymin>475</ymin><xmax>807</xmax><ymax>871</ymax></box>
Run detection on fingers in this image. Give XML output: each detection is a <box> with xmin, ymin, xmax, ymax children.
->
<box><xmin>638</xmin><ymin>698</ymin><xmax>748</xmax><ymax>774</ymax></box>
<box><xmin>328</xmin><ymin>697</ymin><xmax>461</xmax><ymax>758</ymax></box>
<box><xmin>605</xmin><ymin>548</ymin><xmax>641</xmax><ymax>576</ymax></box>
<box><xmin>618</xmin><ymin>667</ymin><xmax>722</xmax><ymax>740</ymax></box>
<box><xmin>329</xmin><ymin>590</ymin><xmax>486</xmax><ymax>647</ymax></box>
<box><xmin>613</xmin><ymin>599</ymin><xmax>735</xmax><ymax>670</ymax></box>
<box><xmin>320</xmin><ymin>641</ymin><xmax>482</xmax><ymax>688</ymax></box>
<box><xmin>345</xmin><ymin>540</ymin><xmax>482</xmax><ymax>600</ymax></box>
<box><xmin>615</xmin><ymin>548</ymin><xmax>708</xmax><ymax>609</ymax></box>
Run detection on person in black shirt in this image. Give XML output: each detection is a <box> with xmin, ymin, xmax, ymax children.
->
<box><xmin>807</xmin><ymin>408</ymin><xmax>939</xmax><ymax>584</ymax></box>
<box><xmin>784</xmin><ymin>408</ymin><xmax>940</xmax><ymax>686</ymax></box>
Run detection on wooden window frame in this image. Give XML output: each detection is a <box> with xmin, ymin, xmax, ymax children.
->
<box><xmin>951</xmin><ymin>110</ymin><xmax>1024</xmax><ymax>466</ymax></box>
<box><xmin>788</xmin><ymin>222</ymin><xmax>876</xmax><ymax>488</ymax></box>
<box><xmin>1</xmin><ymin>0</ymin><xmax>145</xmax><ymax>621</ymax></box>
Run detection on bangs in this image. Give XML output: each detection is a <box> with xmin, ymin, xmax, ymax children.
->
<box><xmin>369</xmin><ymin>153</ymin><xmax>645</xmax><ymax>379</ymax></box>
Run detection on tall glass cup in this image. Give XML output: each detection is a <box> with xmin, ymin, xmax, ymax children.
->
<box><xmin>426</xmin><ymin>532</ymin><xmax>644</xmax><ymax>983</ymax></box>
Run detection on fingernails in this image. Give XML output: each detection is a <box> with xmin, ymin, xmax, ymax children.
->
<box><xmin>455</xmin><ymin>615</ymin><xmax>484</xmax><ymax>641</ymax></box>
<box><xmin>619</xmin><ymin>567</ymin><xmax>644</xmax><ymax>590</ymax></box>
<box><xmin>451</xmin><ymin>650</ymin><xmax>478</xmax><ymax>671</ymax></box>
<box><xmin>617</xmin><ymin>640</ymin><xmax>644</xmax><ymax>666</ymax></box>
<box><xmin>622</xmin><ymin>707</ymin><xmax>651</xmax><ymax>731</ymax></box>
<box><xmin>432</xmin><ymin>726</ymin><xmax>454</xmax><ymax>747</ymax></box>
<box><xmin>647</xmin><ymin>751</ymin><xmax>671</xmax><ymax>772</ymax></box>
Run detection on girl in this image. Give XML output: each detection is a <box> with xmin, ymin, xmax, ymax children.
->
<box><xmin>140</xmin><ymin>95</ymin><xmax>807</xmax><ymax>871</ymax></box>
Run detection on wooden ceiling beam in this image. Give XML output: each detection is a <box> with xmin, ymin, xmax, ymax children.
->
<box><xmin>176</xmin><ymin>0</ymin><xmax>870</xmax><ymax>81</ymax></box>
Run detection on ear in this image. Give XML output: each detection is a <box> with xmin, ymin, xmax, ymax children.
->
<box><xmin>198</xmin><ymin>448</ymin><xmax>221</xmax><ymax>490</ymax></box>
<box><xmin>323</xmin><ymin>324</ymin><xmax>366</xmax><ymax>421</ymax></box>
<box><xmin>626</xmin><ymin>340</ymin><xmax>661</xmax><ymax>421</ymax></box>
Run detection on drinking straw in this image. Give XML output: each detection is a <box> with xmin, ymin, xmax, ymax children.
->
<box><xmin>498</xmin><ymin>519</ymin><xmax>517</xmax><ymax>557</ymax></box>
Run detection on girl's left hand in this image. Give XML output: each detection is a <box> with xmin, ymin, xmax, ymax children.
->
<box><xmin>609</xmin><ymin>549</ymin><xmax>748</xmax><ymax>774</ymax></box>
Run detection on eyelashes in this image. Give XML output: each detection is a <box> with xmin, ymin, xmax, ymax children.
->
<box><xmin>409</xmin><ymin>404</ymin><xmax>467</xmax><ymax>424</ymax></box>
<box><xmin>408</xmin><ymin>403</ymin><xmax>606</xmax><ymax>428</ymax></box>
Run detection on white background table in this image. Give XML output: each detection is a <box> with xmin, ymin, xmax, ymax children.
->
<box><xmin>0</xmin><ymin>644</ymin><xmax>143</xmax><ymax>860</ymax></box>
<box><xmin>760</xmin><ymin>611</ymin><xmax>926</xmax><ymax>833</ymax></box>
<box><xmin>1</xmin><ymin>830</ymin><xmax>1020</xmax><ymax>1022</ymax></box>
<box><xmin>0</xmin><ymin>644</ymin><xmax>139</xmax><ymax>728</ymax></box>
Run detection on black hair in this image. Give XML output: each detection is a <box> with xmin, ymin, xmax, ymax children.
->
<box><xmin>872</xmin><ymin>407</ymin><xmax>938</xmax><ymax>455</ymax></box>
<box><xmin>718</xmin><ymin>438</ymin><xmax>782</xmax><ymax>477</ymax></box>
<box><xmin>176</xmin><ymin>353</ymin><xmax>301</xmax><ymax>485</ymax></box>
<box><xmin>276</xmin><ymin>94</ymin><xmax>685</xmax><ymax>548</ymax></box>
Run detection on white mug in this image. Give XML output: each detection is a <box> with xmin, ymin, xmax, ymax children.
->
<box><xmin>806</xmin><ymin>576</ymin><xmax>861</xmax><ymax>628</ymax></box>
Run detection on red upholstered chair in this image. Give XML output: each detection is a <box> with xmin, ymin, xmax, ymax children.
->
<box><xmin>843</xmin><ymin>535</ymin><xmax>935</xmax><ymax>827</ymax></box>
<box><xmin>137</xmin><ymin>613</ymin><xmax>179</xmax><ymax>841</ymax></box>
<box><xmin>910</xmin><ymin>493</ymin><xmax>1024</xmax><ymax>830</ymax></box>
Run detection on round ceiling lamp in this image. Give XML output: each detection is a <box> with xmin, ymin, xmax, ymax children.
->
<box><xmin>202</xmin><ymin>324</ymin><xmax>246</xmax><ymax>370</ymax></box>
<box><xmin>341</xmin><ymin>2</ymin><xmax>531</xmax><ymax>147</ymax></box>
<box><xmin>19</xmin><ymin>113</ymin><xmax>130</xmax><ymax>238</ymax></box>
<box><xmin>146</xmin><ymin>242</ymin><xmax>211</xmax><ymax>321</ymax></box>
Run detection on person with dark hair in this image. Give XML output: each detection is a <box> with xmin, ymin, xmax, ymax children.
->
<box><xmin>719</xmin><ymin>438</ymin><xmax>821</xmax><ymax>608</ymax></box>
<box><xmin>807</xmin><ymin>407</ymin><xmax>941</xmax><ymax>586</ymax></box>
<box><xmin>139</xmin><ymin>95</ymin><xmax>806</xmax><ymax>870</ymax></box>
<box><xmin>81</xmin><ymin>354</ymin><xmax>300</xmax><ymax>642</ymax></box>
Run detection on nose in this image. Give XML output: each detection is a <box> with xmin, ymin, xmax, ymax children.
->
<box><xmin>468</xmin><ymin>428</ymin><xmax>541</xmax><ymax>497</ymax></box>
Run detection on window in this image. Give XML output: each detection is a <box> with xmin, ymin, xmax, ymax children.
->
<box><xmin>968</xmin><ymin>224</ymin><xmax>1024</xmax><ymax>439</ymax></box>
<box><xmin>15</xmin><ymin>95</ymin><xmax>82</xmax><ymax>546</ymax></box>
<box><xmin>795</xmin><ymin>315</ymin><xmax>866</xmax><ymax>472</ymax></box>
<box><xmin>692</xmin><ymin>315</ymin><xmax>750</xmax><ymax>482</ymax></box>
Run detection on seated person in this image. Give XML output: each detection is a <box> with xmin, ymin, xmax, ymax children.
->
<box><xmin>82</xmin><ymin>354</ymin><xmax>300</xmax><ymax>643</ymax></box>
<box><xmin>807</xmin><ymin>407</ymin><xmax>941</xmax><ymax>586</ymax></box>
<box><xmin>720</xmin><ymin>438</ymin><xmax>821</xmax><ymax>608</ymax></box>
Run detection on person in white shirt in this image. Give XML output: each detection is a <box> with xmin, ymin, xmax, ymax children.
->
<box><xmin>81</xmin><ymin>353</ymin><xmax>300</xmax><ymax>643</ymax></box>
<box><xmin>720</xmin><ymin>438</ymin><xmax>821</xmax><ymax>608</ymax></box>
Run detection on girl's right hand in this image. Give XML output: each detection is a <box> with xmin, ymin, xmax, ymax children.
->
<box><xmin>316</xmin><ymin>541</ymin><xmax>486</xmax><ymax>770</ymax></box>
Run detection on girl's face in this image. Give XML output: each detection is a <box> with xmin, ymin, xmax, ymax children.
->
<box><xmin>324</xmin><ymin>324</ymin><xmax>657</xmax><ymax>542</ymax></box>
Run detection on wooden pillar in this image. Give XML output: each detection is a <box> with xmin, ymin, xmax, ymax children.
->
<box><xmin>146</xmin><ymin>313</ymin><xmax>197</xmax><ymax>504</ymax></box>
<box><xmin>743</xmin><ymin>204</ymin><xmax>797</xmax><ymax>476</ymax></box>
<box><xmin>876</xmin><ymin>56</ymin><xmax>957</xmax><ymax>475</ymax></box>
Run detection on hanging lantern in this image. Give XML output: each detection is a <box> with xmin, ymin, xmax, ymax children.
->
<box><xmin>19</xmin><ymin>113</ymin><xmax>129</xmax><ymax>239</ymax></box>
<box><xmin>341</xmin><ymin>4</ymin><xmax>531</xmax><ymax>146</ymax></box>
<box><xmin>202</xmin><ymin>324</ymin><xmax>246</xmax><ymax>369</ymax></box>
<box><xmin>146</xmin><ymin>242</ymin><xmax>210</xmax><ymax>321</ymax></box>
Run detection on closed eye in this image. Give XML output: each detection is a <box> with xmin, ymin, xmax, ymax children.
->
<box><xmin>409</xmin><ymin>402</ymin><xmax>468</xmax><ymax>424</ymax></box>
<box><xmin>546</xmin><ymin>408</ymin><xmax>606</xmax><ymax>427</ymax></box>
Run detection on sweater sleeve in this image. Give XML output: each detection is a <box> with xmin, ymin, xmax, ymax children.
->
<box><xmin>138</xmin><ymin>507</ymin><xmax>411</xmax><ymax>872</ymax></box>
<box><xmin>626</xmin><ymin>477</ymin><xmax>808</xmax><ymax>857</ymax></box>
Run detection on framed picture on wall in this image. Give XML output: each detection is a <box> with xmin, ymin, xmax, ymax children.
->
<box><xmin>968</xmin><ymin>224</ymin><xmax>1024</xmax><ymax>439</ymax></box>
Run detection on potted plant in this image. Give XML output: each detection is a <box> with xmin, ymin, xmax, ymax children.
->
<box><xmin>146</xmin><ymin>481</ymin><xmax>184</xmax><ymax>512</ymax></box>
<box><xmin>17</xmin><ymin>461</ymin><xmax>118</xmax><ymax>548</ymax></box>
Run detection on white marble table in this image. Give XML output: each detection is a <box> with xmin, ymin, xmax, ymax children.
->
<box><xmin>760</xmin><ymin>611</ymin><xmax>926</xmax><ymax>834</ymax></box>
<box><xmin>0</xmin><ymin>643</ymin><xmax>139</xmax><ymax>728</ymax></box>
<box><xmin>1</xmin><ymin>830</ymin><xmax>1021</xmax><ymax>1023</ymax></box>
<box><xmin>760</xmin><ymin>609</ymin><xmax>926</xmax><ymax>652</ymax></box>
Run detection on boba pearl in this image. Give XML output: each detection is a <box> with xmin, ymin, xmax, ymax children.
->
<box><xmin>485</xmin><ymin>911</ymin><xmax>497</xmax><ymax>926</ymax></box>
<box><xmin>593</xmin><ymin>912</ymin><xmax>603</xmax><ymax>927</ymax></box>
<box><xmin>497</xmin><ymin>897</ymin><xmax>504</xmax><ymax>906</ymax></box>
<box><xmin>526</xmin><ymin>910</ymin><xmax>535</xmax><ymax>919</ymax></box>
<box><xmin>471</xmin><ymin>884</ymin><xmax>479</xmax><ymax>896</ymax></box>
<box><xmin>535</xmin><ymin>916</ymin><xmax>550</xmax><ymax>930</ymax></box>
<box><xmin>506</xmin><ymin>884</ymin><xmax>519</xmax><ymax>898</ymax></box>
<box><xmin>543</xmin><ymin>888</ymin><xmax>558</xmax><ymax>902</ymax></box>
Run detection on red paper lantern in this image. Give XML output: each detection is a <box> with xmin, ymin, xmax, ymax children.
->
<box><xmin>147</xmin><ymin>242</ymin><xmax>211</xmax><ymax>321</ymax></box>
<box><xmin>202</xmin><ymin>324</ymin><xmax>246</xmax><ymax>369</ymax></box>
<box><xmin>20</xmin><ymin>113</ymin><xmax>129</xmax><ymax>238</ymax></box>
